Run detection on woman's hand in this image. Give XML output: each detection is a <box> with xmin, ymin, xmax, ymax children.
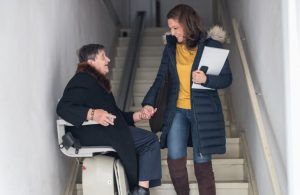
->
<box><xmin>133</xmin><ymin>105</ymin><xmax>157</xmax><ymax>122</ymax></box>
<box><xmin>142</xmin><ymin>105</ymin><xmax>157</xmax><ymax>118</ymax></box>
<box><xmin>92</xmin><ymin>109</ymin><xmax>116</xmax><ymax>126</ymax></box>
<box><xmin>192</xmin><ymin>70</ymin><xmax>207</xmax><ymax>84</ymax></box>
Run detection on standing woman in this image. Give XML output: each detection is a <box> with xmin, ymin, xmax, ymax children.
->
<box><xmin>141</xmin><ymin>4</ymin><xmax>232</xmax><ymax>195</ymax></box>
<box><xmin>57</xmin><ymin>44</ymin><xmax>161</xmax><ymax>195</ymax></box>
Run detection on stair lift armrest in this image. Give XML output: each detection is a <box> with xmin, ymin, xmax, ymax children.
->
<box><xmin>56</xmin><ymin>119</ymin><xmax>115</xmax><ymax>158</ymax></box>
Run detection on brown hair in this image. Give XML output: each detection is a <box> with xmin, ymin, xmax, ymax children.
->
<box><xmin>167</xmin><ymin>4</ymin><xmax>205</xmax><ymax>49</ymax></box>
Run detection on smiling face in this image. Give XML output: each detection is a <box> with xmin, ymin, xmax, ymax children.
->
<box><xmin>88</xmin><ymin>50</ymin><xmax>111</xmax><ymax>75</ymax></box>
<box><xmin>167</xmin><ymin>18</ymin><xmax>185</xmax><ymax>43</ymax></box>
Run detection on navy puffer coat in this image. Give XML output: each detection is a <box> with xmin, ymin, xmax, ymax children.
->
<box><xmin>142</xmin><ymin>31</ymin><xmax>232</xmax><ymax>156</ymax></box>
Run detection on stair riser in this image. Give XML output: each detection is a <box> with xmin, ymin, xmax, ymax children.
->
<box><xmin>119</xmin><ymin>37</ymin><xmax>163</xmax><ymax>46</ymax></box>
<box><xmin>150</xmin><ymin>188</ymin><xmax>248</xmax><ymax>195</ymax></box>
<box><xmin>132</xmin><ymin>94</ymin><xmax>227</xmax><ymax>108</ymax></box>
<box><xmin>114</xmin><ymin>82</ymin><xmax>219</xmax><ymax>96</ymax></box>
<box><xmin>120</xmin><ymin>28</ymin><xmax>168</xmax><ymax>37</ymax></box>
<box><xmin>111</xmin><ymin>68</ymin><xmax>158</xmax><ymax>81</ymax></box>
<box><xmin>116</xmin><ymin>47</ymin><xmax>164</xmax><ymax>57</ymax></box>
<box><xmin>114</xmin><ymin>57</ymin><xmax>161</xmax><ymax>68</ymax></box>
<box><xmin>161</xmin><ymin>161</ymin><xmax>244</xmax><ymax>182</ymax></box>
<box><xmin>160</xmin><ymin>142</ymin><xmax>240</xmax><ymax>160</ymax></box>
<box><xmin>75</xmin><ymin>185</ymin><xmax>248</xmax><ymax>195</ymax></box>
<box><xmin>135</xmin><ymin>123</ymin><xmax>232</xmax><ymax>141</ymax></box>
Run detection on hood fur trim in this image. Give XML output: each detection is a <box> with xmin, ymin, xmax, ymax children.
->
<box><xmin>207</xmin><ymin>25</ymin><xmax>226</xmax><ymax>43</ymax></box>
<box><xmin>162</xmin><ymin>25</ymin><xmax>227</xmax><ymax>45</ymax></box>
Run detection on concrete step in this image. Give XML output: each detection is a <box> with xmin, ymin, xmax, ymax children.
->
<box><xmin>159</xmin><ymin>138</ymin><xmax>241</xmax><ymax>160</ymax></box>
<box><xmin>111</xmin><ymin>80</ymin><xmax>226</xmax><ymax>97</ymax></box>
<box><xmin>120</xmin><ymin>27</ymin><xmax>168</xmax><ymax>37</ymax></box>
<box><xmin>132</xmin><ymin>91</ymin><xmax>227</xmax><ymax>107</ymax></box>
<box><xmin>111</xmin><ymin>67</ymin><xmax>159</xmax><ymax>81</ymax></box>
<box><xmin>150</xmin><ymin>182</ymin><xmax>249</xmax><ymax>195</ymax></box>
<box><xmin>75</xmin><ymin>182</ymin><xmax>249</xmax><ymax>195</ymax></box>
<box><xmin>114</xmin><ymin>56</ymin><xmax>161</xmax><ymax>68</ymax></box>
<box><xmin>116</xmin><ymin>46</ymin><xmax>164</xmax><ymax>57</ymax></box>
<box><xmin>118</xmin><ymin>36</ymin><xmax>164</xmax><ymax>47</ymax></box>
<box><xmin>161</xmin><ymin>159</ymin><xmax>245</xmax><ymax>182</ymax></box>
<box><xmin>134</xmin><ymin>119</ymin><xmax>233</xmax><ymax>138</ymax></box>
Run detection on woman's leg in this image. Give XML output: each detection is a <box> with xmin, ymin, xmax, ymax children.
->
<box><xmin>129</xmin><ymin>126</ymin><xmax>162</xmax><ymax>189</ymax></box>
<box><xmin>193</xmin><ymin>151</ymin><xmax>216</xmax><ymax>195</ymax></box>
<box><xmin>167</xmin><ymin>109</ymin><xmax>190</xmax><ymax>195</ymax></box>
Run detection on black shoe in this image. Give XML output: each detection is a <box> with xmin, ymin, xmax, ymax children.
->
<box><xmin>130</xmin><ymin>186</ymin><xmax>150</xmax><ymax>195</ymax></box>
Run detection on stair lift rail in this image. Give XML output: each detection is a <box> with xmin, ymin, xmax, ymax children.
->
<box><xmin>117</xmin><ymin>11</ymin><xmax>146</xmax><ymax>111</ymax></box>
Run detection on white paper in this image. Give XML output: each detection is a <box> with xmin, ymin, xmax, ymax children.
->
<box><xmin>192</xmin><ymin>46</ymin><xmax>230</xmax><ymax>90</ymax></box>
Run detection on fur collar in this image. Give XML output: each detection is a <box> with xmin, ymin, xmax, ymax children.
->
<box><xmin>162</xmin><ymin>25</ymin><xmax>226</xmax><ymax>45</ymax></box>
<box><xmin>76</xmin><ymin>63</ymin><xmax>111</xmax><ymax>92</ymax></box>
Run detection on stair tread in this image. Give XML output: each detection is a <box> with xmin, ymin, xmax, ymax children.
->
<box><xmin>76</xmin><ymin>181</ymin><xmax>249</xmax><ymax>188</ymax></box>
<box><xmin>161</xmin><ymin>158</ymin><xmax>244</xmax><ymax>164</ymax></box>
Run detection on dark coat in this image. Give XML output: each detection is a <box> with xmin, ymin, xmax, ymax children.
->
<box><xmin>56</xmin><ymin>71</ymin><xmax>138</xmax><ymax>189</ymax></box>
<box><xmin>142</xmin><ymin>35</ymin><xmax>232</xmax><ymax>155</ymax></box>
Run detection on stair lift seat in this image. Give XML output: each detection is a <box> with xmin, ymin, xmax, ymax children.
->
<box><xmin>56</xmin><ymin>119</ymin><xmax>129</xmax><ymax>195</ymax></box>
<box><xmin>56</xmin><ymin>119</ymin><xmax>116</xmax><ymax>157</ymax></box>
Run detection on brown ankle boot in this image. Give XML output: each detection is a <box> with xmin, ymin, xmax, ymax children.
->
<box><xmin>167</xmin><ymin>156</ymin><xmax>189</xmax><ymax>195</ymax></box>
<box><xmin>194</xmin><ymin>161</ymin><xmax>216</xmax><ymax>195</ymax></box>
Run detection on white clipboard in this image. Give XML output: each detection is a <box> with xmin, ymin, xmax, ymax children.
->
<box><xmin>192</xmin><ymin>46</ymin><xmax>229</xmax><ymax>90</ymax></box>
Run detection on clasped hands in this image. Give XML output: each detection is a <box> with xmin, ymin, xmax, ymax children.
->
<box><xmin>90</xmin><ymin>106</ymin><xmax>157</xmax><ymax>126</ymax></box>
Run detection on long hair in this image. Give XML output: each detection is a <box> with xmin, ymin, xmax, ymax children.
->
<box><xmin>167</xmin><ymin>4</ymin><xmax>206</xmax><ymax>49</ymax></box>
<box><xmin>76</xmin><ymin>44</ymin><xmax>111</xmax><ymax>92</ymax></box>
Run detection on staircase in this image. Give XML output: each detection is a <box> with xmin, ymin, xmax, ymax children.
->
<box><xmin>74</xmin><ymin>27</ymin><xmax>251</xmax><ymax>195</ymax></box>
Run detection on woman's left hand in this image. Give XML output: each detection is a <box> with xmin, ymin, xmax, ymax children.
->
<box><xmin>192</xmin><ymin>70</ymin><xmax>207</xmax><ymax>84</ymax></box>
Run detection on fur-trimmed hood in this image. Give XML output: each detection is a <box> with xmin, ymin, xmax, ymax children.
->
<box><xmin>207</xmin><ymin>25</ymin><xmax>226</xmax><ymax>43</ymax></box>
<box><xmin>162</xmin><ymin>25</ymin><xmax>226</xmax><ymax>45</ymax></box>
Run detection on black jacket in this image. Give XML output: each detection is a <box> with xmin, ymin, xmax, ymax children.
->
<box><xmin>142</xmin><ymin>35</ymin><xmax>232</xmax><ymax>155</ymax></box>
<box><xmin>57</xmin><ymin>71</ymin><xmax>138</xmax><ymax>189</ymax></box>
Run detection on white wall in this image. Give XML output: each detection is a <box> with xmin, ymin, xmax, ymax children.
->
<box><xmin>226</xmin><ymin>0</ymin><xmax>287</xmax><ymax>194</ymax></box>
<box><xmin>284</xmin><ymin>0</ymin><xmax>300</xmax><ymax>194</ymax></box>
<box><xmin>0</xmin><ymin>1</ymin><xmax>119</xmax><ymax>194</ymax></box>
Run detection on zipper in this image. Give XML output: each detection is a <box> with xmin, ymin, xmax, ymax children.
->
<box><xmin>191</xmin><ymin>91</ymin><xmax>202</xmax><ymax>157</ymax></box>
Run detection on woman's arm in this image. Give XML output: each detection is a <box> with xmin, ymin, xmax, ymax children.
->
<box><xmin>56</xmin><ymin>73</ymin><xmax>92</xmax><ymax>127</ymax></box>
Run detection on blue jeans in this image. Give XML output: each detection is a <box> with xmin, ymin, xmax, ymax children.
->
<box><xmin>167</xmin><ymin>108</ymin><xmax>211</xmax><ymax>163</ymax></box>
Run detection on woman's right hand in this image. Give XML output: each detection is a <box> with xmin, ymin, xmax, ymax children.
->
<box><xmin>142</xmin><ymin>105</ymin><xmax>157</xmax><ymax>118</ymax></box>
<box><xmin>93</xmin><ymin>109</ymin><xmax>116</xmax><ymax>126</ymax></box>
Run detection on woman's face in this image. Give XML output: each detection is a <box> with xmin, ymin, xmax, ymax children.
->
<box><xmin>167</xmin><ymin>18</ymin><xmax>185</xmax><ymax>43</ymax></box>
<box><xmin>89</xmin><ymin>50</ymin><xmax>110</xmax><ymax>75</ymax></box>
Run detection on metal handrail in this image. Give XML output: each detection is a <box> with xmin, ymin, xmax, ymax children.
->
<box><xmin>117</xmin><ymin>11</ymin><xmax>146</xmax><ymax>111</ymax></box>
<box><xmin>215</xmin><ymin>1</ymin><xmax>282</xmax><ymax>194</ymax></box>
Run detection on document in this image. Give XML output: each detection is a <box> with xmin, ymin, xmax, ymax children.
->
<box><xmin>192</xmin><ymin>46</ymin><xmax>230</xmax><ymax>90</ymax></box>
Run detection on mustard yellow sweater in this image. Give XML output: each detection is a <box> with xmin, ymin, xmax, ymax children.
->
<box><xmin>176</xmin><ymin>43</ymin><xmax>197</xmax><ymax>109</ymax></box>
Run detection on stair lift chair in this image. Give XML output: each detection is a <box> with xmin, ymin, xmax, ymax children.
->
<box><xmin>56</xmin><ymin>119</ymin><xmax>129</xmax><ymax>195</ymax></box>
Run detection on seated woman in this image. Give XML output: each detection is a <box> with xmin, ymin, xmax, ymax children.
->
<box><xmin>56</xmin><ymin>44</ymin><xmax>161</xmax><ymax>195</ymax></box>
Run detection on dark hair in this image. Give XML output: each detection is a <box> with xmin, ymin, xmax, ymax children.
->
<box><xmin>77</xmin><ymin>44</ymin><xmax>104</xmax><ymax>63</ymax></box>
<box><xmin>76</xmin><ymin>44</ymin><xmax>111</xmax><ymax>92</ymax></box>
<box><xmin>167</xmin><ymin>4</ymin><xmax>205</xmax><ymax>49</ymax></box>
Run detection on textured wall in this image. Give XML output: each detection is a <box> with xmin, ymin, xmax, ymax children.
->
<box><xmin>0</xmin><ymin>1</ymin><xmax>118</xmax><ymax>194</ymax></box>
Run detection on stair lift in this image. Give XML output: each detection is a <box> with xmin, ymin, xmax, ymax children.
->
<box><xmin>56</xmin><ymin>119</ymin><xmax>129</xmax><ymax>195</ymax></box>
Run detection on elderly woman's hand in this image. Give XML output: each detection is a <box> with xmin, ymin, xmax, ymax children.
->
<box><xmin>91</xmin><ymin>109</ymin><xmax>116</xmax><ymax>126</ymax></box>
